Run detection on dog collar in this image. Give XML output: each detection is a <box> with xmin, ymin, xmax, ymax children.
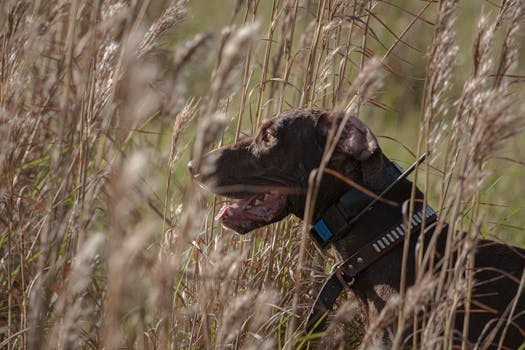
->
<box><xmin>310</xmin><ymin>161</ymin><xmax>404</xmax><ymax>248</ymax></box>
<box><xmin>305</xmin><ymin>205</ymin><xmax>437</xmax><ymax>333</ymax></box>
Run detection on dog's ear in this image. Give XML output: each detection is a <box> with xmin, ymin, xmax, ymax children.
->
<box><xmin>317</xmin><ymin>112</ymin><xmax>389</xmax><ymax>190</ymax></box>
<box><xmin>336</xmin><ymin>114</ymin><xmax>379</xmax><ymax>161</ymax></box>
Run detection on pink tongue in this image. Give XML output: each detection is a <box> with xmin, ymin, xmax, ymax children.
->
<box><xmin>215</xmin><ymin>193</ymin><xmax>287</xmax><ymax>234</ymax></box>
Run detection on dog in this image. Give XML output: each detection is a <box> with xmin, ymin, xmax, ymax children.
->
<box><xmin>188</xmin><ymin>108</ymin><xmax>525</xmax><ymax>348</ymax></box>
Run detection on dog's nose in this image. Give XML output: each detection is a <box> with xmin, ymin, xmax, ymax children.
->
<box><xmin>188</xmin><ymin>159</ymin><xmax>198</xmax><ymax>177</ymax></box>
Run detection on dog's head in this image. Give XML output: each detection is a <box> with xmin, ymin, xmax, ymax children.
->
<box><xmin>189</xmin><ymin>108</ymin><xmax>389</xmax><ymax>234</ymax></box>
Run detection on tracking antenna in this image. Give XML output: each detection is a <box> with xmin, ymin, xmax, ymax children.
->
<box><xmin>348</xmin><ymin>152</ymin><xmax>427</xmax><ymax>226</ymax></box>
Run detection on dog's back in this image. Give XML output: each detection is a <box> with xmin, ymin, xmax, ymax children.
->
<box><xmin>468</xmin><ymin>241</ymin><xmax>525</xmax><ymax>347</ymax></box>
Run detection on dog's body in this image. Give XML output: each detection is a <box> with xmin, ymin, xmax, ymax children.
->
<box><xmin>189</xmin><ymin>109</ymin><xmax>525</xmax><ymax>348</ymax></box>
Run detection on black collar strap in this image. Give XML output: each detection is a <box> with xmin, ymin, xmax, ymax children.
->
<box><xmin>305</xmin><ymin>205</ymin><xmax>437</xmax><ymax>333</ymax></box>
<box><xmin>310</xmin><ymin>161</ymin><xmax>404</xmax><ymax>248</ymax></box>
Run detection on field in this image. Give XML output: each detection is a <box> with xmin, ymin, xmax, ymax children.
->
<box><xmin>1</xmin><ymin>0</ymin><xmax>524</xmax><ymax>349</ymax></box>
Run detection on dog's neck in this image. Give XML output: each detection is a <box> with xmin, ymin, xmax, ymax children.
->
<box><xmin>329</xmin><ymin>178</ymin><xmax>423</xmax><ymax>260</ymax></box>
<box><xmin>308</xmin><ymin>153</ymin><xmax>425</xmax><ymax>258</ymax></box>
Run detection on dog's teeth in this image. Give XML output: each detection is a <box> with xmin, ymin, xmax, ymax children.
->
<box><xmin>255</xmin><ymin>199</ymin><xmax>262</xmax><ymax>205</ymax></box>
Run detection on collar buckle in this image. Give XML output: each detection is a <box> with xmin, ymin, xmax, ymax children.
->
<box><xmin>333</xmin><ymin>262</ymin><xmax>355</xmax><ymax>288</ymax></box>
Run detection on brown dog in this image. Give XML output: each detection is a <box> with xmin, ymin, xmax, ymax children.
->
<box><xmin>189</xmin><ymin>108</ymin><xmax>525</xmax><ymax>348</ymax></box>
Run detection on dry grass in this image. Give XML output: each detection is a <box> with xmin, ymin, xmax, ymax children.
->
<box><xmin>0</xmin><ymin>0</ymin><xmax>524</xmax><ymax>349</ymax></box>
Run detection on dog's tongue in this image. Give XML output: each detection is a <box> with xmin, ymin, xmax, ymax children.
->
<box><xmin>216</xmin><ymin>193</ymin><xmax>287</xmax><ymax>234</ymax></box>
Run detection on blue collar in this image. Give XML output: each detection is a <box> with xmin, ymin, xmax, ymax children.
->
<box><xmin>310</xmin><ymin>161</ymin><xmax>404</xmax><ymax>248</ymax></box>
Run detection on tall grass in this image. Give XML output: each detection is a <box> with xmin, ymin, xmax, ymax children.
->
<box><xmin>0</xmin><ymin>0</ymin><xmax>523</xmax><ymax>349</ymax></box>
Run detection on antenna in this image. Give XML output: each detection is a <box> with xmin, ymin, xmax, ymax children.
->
<box><xmin>348</xmin><ymin>153</ymin><xmax>427</xmax><ymax>226</ymax></box>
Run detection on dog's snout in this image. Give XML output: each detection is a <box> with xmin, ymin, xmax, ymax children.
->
<box><xmin>188</xmin><ymin>159</ymin><xmax>198</xmax><ymax>177</ymax></box>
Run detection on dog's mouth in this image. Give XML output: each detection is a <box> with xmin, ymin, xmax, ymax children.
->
<box><xmin>215</xmin><ymin>192</ymin><xmax>288</xmax><ymax>234</ymax></box>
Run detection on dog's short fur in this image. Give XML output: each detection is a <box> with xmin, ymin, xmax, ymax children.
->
<box><xmin>189</xmin><ymin>109</ymin><xmax>525</xmax><ymax>348</ymax></box>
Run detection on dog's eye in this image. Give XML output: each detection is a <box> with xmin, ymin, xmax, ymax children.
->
<box><xmin>263</xmin><ymin>129</ymin><xmax>277</xmax><ymax>145</ymax></box>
